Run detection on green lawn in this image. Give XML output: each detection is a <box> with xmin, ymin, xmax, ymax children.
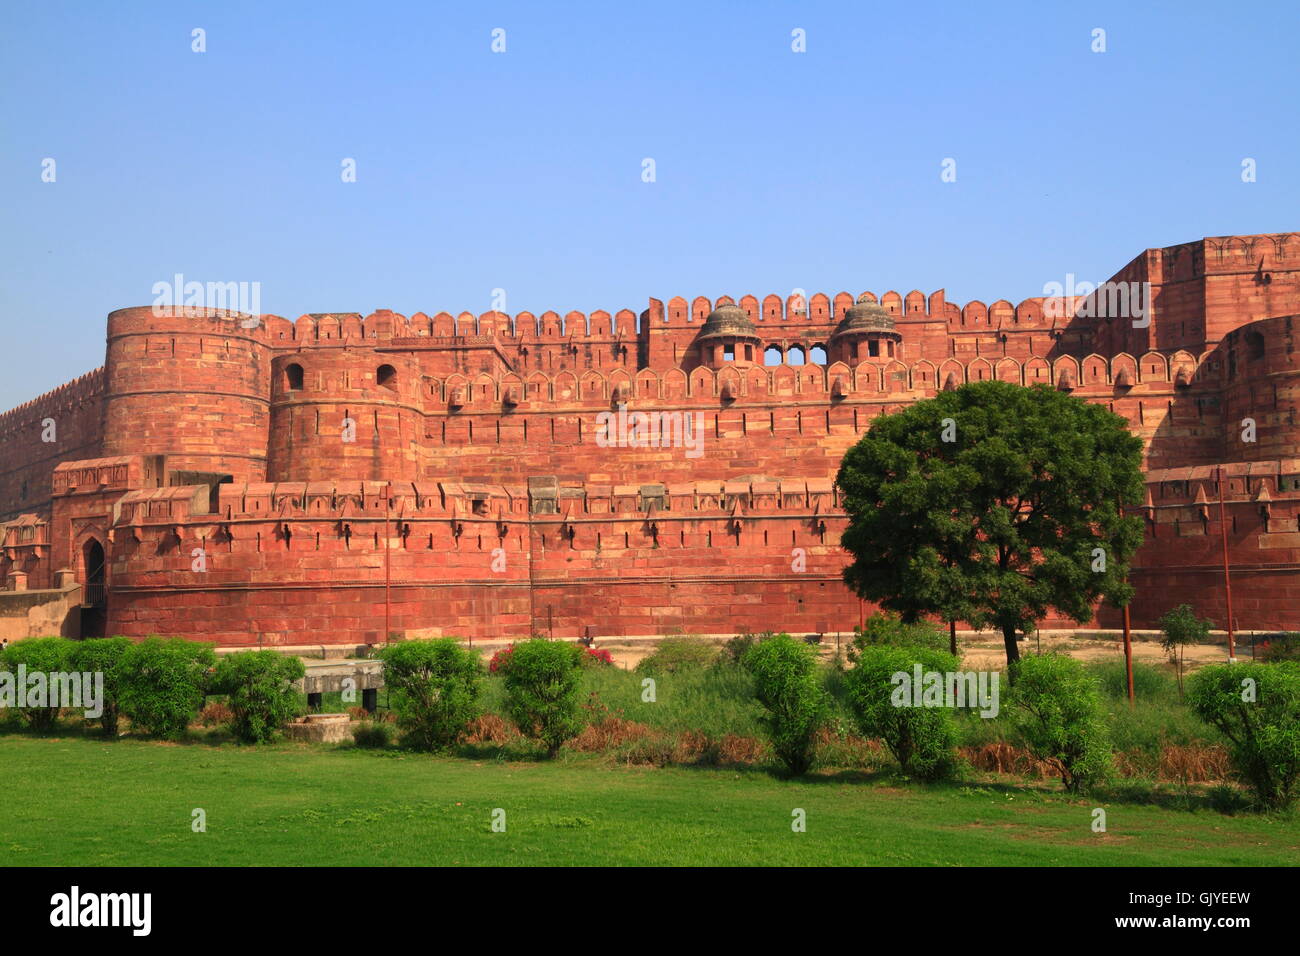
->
<box><xmin>1</xmin><ymin>735</ymin><xmax>1296</xmax><ymax>866</ymax></box>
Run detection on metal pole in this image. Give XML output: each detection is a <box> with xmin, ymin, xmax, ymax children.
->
<box><xmin>1122</xmin><ymin>602</ymin><xmax>1134</xmax><ymax>704</ymax></box>
<box><xmin>384</xmin><ymin>483</ymin><xmax>392</xmax><ymax>647</ymax></box>
<box><xmin>1216</xmin><ymin>467</ymin><xmax>1236</xmax><ymax>662</ymax></box>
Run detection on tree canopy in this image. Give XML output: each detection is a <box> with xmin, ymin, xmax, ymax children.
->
<box><xmin>836</xmin><ymin>380</ymin><xmax>1146</xmax><ymax>665</ymax></box>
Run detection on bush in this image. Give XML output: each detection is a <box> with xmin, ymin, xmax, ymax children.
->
<box><xmin>741</xmin><ymin>634</ymin><xmax>827</xmax><ymax>776</ymax></box>
<box><xmin>377</xmin><ymin>638</ymin><xmax>482</xmax><ymax>751</ymax></box>
<box><xmin>210</xmin><ymin>651</ymin><xmax>305</xmax><ymax>744</ymax></box>
<box><xmin>717</xmin><ymin>631</ymin><xmax>776</xmax><ymax>667</ymax></box>
<box><xmin>352</xmin><ymin>721</ymin><xmax>394</xmax><ymax>749</ymax></box>
<box><xmin>845</xmin><ymin>645</ymin><xmax>961</xmax><ymax>780</ymax></box>
<box><xmin>0</xmin><ymin>637</ymin><xmax>75</xmax><ymax>730</ymax></box>
<box><xmin>117</xmin><ymin>638</ymin><xmax>216</xmax><ymax>739</ymax></box>
<box><xmin>1257</xmin><ymin>633</ymin><xmax>1300</xmax><ymax>664</ymax></box>
<box><xmin>1008</xmin><ymin>654</ymin><xmax>1111</xmax><ymax>793</ymax></box>
<box><xmin>69</xmin><ymin>637</ymin><xmax>132</xmax><ymax>736</ymax></box>
<box><xmin>849</xmin><ymin>613</ymin><xmax>950</xmax><ymax>657</ymax></box>
<box><xmin>1187</xmin><ymin>661</ymin><xmax>1300</xmax><ymax>810</ymax></box>
<box><xmin>635</xmin><ymin>638</ymin><xmax>719</xmax><ymax>675</ymax></box>
<box><xmin>503</xmin><ymin>638</ymin><xmax>586</xmax><ymax>757</ymax></box>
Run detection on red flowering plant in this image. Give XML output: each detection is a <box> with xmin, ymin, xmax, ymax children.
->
<box><xmin>488</xmin><ymin>645</ymin><xmax>515</xmax><ymax>674</ymax></box>
<box><xmin>492</xmin><ymin>643</ymin><xmax>612</xmax><ymax>672</ymax></box>
<box><xmin>583</xmin><ymin>647</ymin><xmax>615</xmax><ymax>667</ymax></box>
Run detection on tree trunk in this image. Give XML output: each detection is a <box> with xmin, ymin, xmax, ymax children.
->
<box><xmin>1002</xmin><ymin>624</ymin><xmax>1021</xmax><ymax>667</ymax></box>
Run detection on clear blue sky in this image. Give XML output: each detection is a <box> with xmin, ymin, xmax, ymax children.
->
<box><xmin>1</xmin><ymin>0</ymin><xmax>1296</xmax><ymax>409</ymax></box>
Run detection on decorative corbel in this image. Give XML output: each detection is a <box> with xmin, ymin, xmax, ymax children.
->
<box><xmin>1193</xmin><ymin>483</ymin><xmax>1211</xmax><ymax>523</ymax></box>
<box><xmin>1256</xmin><ymin>484</ymin><xmax>1272</xmax><ymax>529</ymax></box>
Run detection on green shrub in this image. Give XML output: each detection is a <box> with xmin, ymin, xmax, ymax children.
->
<box><xmin>1258</xmin><ymin>633</ymin><xmax>1300</xmax><ymax>664</ymax></box>
<box><xmin>1187</xmin><ymin>661</ymin><xmax>1300</xmax><ymax>810</ymax></box>
<box><xmin>741</xmin><ymin>633</ymin><xmax>827</xmax><ymax>776</ymax></box>
<box><xmin>210</xmin><ymin>651</ymin><xmax>305</xmax><ymax>744</ymax></box>
<box><xmin>845</xmin><ymin>645</ymin><xmax>961</xmax><ymax>780</ymax></box>
<box><xmin>636</xmin><ymin>637</ymin><xmax>719</xmax><ymax>675</ymax></box>
<box><xmin>849</xmin><ymin>613</ymin><xmax>950</xmax><ymax>657</ymax></box>
<box><xmin>352</xmin><ymin>722</ymin><xmax>394</xmax><ymax>749</ymax></box>
<box><xmin>378</xmin><ymin>638</ymin><xmax>483</xmax><ymax>751</ymax></box>
<box><xmin>717</xmin><ymin>631</ymin><xmax>776</xmax><ymax>667</ymax></box>
<box><xmin>1008</xmin><ymin>654</ymin><xmax>1111</xmax><ymax>793</ymax></box>
<box><xmin>503</xmin><ymin>639</ymin><xmax>586</xmax><ymax>757</ymax></box>
<box><xmin>69</xmin><ymin>637</ymin><xmax>132</xmax><ymax>736</ymax></box>
<box><xmin>117</xmin><ymin>637</ymin><xmax>216</xmax><ymax>739</ymax></box>
<box><xmin>0</xmin><ymin>637</ymin><xmax>76</xmax><ymax>730</ymax></box>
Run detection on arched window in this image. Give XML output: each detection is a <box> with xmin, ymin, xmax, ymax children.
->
<box><xmin>809</xmin><ymin>345</ymin><xmax>828</xmax><ymax>365</ymax></box>
<box><xmin>787</xmin><ymin>345</ymin><xmax>806</xmax><ymax>366</ymax></box>
<box><xmin>285</xmin><ymin>363</ymin><xmax>304</xmax><ymax>391</ymax></box>
<box><xmin>764</xmin><ymin>345</ymin><xmax>784</xmax><ymax>367</ymax></box>
<box><xmin>377</xmin><ymin>364</ymin><xmax>397</xmax><ymax>390</ymax></box>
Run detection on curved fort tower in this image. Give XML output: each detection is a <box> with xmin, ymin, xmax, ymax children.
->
<box><xmin>2</xmin><ymin>232</ymin><xmax>1299</xmax><ymax>646</ymax></box>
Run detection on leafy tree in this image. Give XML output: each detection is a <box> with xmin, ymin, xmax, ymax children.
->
<box><xmin>845</xmin><ymin>645</ymin><xmax>960</xmax><ymax>780</ymax></box>
<box><xmin>377</xmin><ymin>638</ymin><xmax>483</xmax><ymax>751</ymax></box>
<box><xmin>211</xmin><ymin>650</ymin><xmax>306</xmax><ymax>744</ymax></box>
<box><xmin>741</xmin><ymin>634</ymin><xmax>827</xmax><ymax>776</ymax></box>
<box><xmin>837</xmin><ymin>381</ymin><xmax>1144</xmax><ymax>667</ymax></box>
<box><xmin>69</xmin><ymin>637</ymin><xmax>132</xmax><ymax>736</ymax></box>
<box><xmin>1187</xmin><ymin>661</ymin><xmax>1300</xmax><ymax>810</ymax></box>
<box><xmin>502</xmin><ymin>639</ymin><xmax>586</xmax><ymax>757</ymax></box>
<box><xmin>1158</xmin><ymin>604</ymin><xmax>1213</xmax><ymax>697</ymax></box>
<box><xmin>1008</xmin><ymin>654</ymin><xmax>1112</xmax><ymax>793</ymax></box>
<box><xmin>117</xmin><ymin>637</ymin><xmax>215</xmax><ymax>739</ymax></box>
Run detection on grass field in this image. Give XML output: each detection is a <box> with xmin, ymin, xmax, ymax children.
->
<box><xmin>2</xmin><ymin>734</ymin><xmax>1297</xmax><ymax>866</ymax></box>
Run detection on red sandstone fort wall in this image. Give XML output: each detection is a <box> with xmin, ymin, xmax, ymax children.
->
<box><xmin>3</xmin><ymin>232</ymin><xmax>1300</xmax><ymax>644</ymax></box>
<box><xmin>0</xmin><ymin>369</ymin><xmax>105</xmax><ymax>523</ymax></box>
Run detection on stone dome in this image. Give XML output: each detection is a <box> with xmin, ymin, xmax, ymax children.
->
<box><xmin>832</xmin><ymin>295</ymin><xmax>896</xmax><ymax>337</ymax></box>
<box><xmin>698</xmin><ymin>303</ymin><xmax>759</xmax><ymax>339</ymax></box>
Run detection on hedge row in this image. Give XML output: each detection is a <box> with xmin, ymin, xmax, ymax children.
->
<box><xmin>0</xmin><ymin>637</ymin><xmax>303</xmax><ymax>744</ymax></box>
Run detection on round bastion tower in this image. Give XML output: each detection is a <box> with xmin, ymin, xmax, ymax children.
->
<box><xmin>101</xmin><ymin>307</ymin><xmax>271</xmax><ymax>483</ymax></box>
<box><xmin>1216</xmin><ymin>313</ymin><xmax>1300</xmax><ymax>464</ymax></box>
<box><xmin>829</xmin><ymin>295</ymin><xmax>902</xmax><ymax>363</ymax></box>
<box><xmin>695</xmin><ymin>303</ymin><xmax>763</xmax><ymax>369</ymax></box>
<box><xmin>267</xmin><ymin>348</ymin><xmax>423</xmax><ymax>483</ymax></box>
